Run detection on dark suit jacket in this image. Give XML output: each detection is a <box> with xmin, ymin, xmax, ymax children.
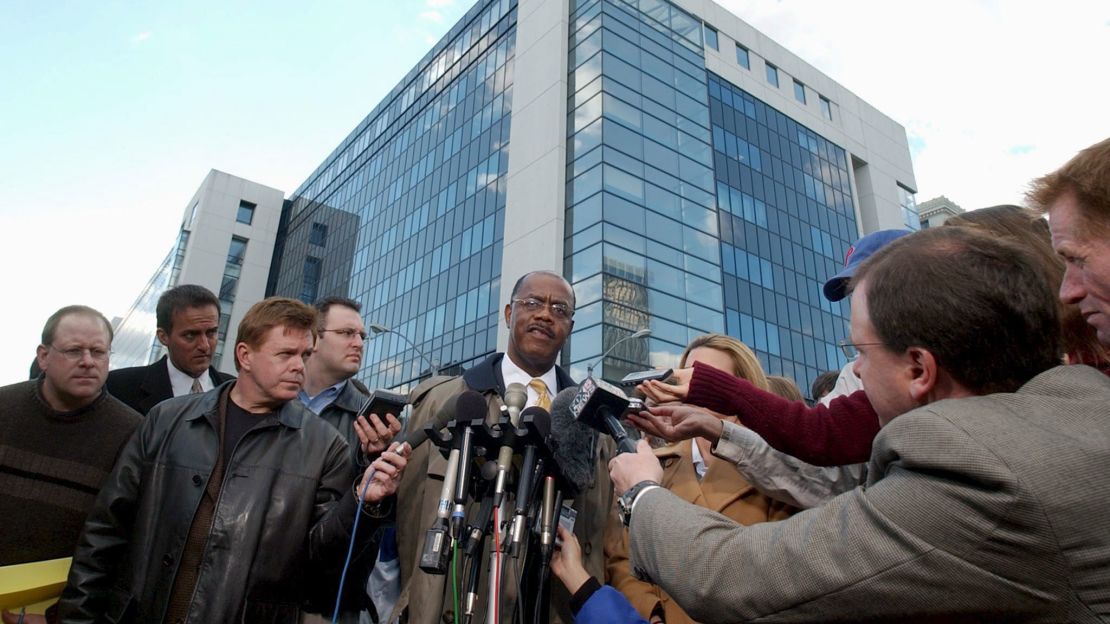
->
<box><xmin>106</xmin><ymin>355</ymin><xmax>235</xmax><ymax>416</ymax></box>
<box><xmin>628</xmin><ymin>365</ymin><xmax>1110</xmax><ymax>622</ymax></box>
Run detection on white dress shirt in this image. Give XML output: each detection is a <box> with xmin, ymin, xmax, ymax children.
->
<box><xmin>166</xmin><ymin>357</ymin><xmax>215</xmax><ymax>397</ymax></box>
<box><xmin>500</xmin><ymin>353</ymin><xmax>558</xmax><ymax>408</ymax></box>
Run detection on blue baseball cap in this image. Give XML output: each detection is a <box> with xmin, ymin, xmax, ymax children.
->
<box><xmin>822</xmin><ymin>229</ymin><xmax>912</xmax><ymax>302</ymax></box>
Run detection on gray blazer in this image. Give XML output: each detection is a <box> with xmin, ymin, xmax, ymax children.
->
<box><xmin>628</xmin><ymin>365</ymin><xmax>1110</xmax><ymax>622</ymax></box>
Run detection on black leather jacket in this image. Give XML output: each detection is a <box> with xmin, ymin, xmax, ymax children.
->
<box><xmin>59</xmin><ymin>381</ymin><xmax>383</xmax><ymax>624</ymax></box>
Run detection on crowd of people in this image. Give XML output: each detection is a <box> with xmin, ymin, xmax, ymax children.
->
<box><xmin>1</xmin><ymin>137</ymin><xmax>1107</xmax><ymax>623</ymax></box>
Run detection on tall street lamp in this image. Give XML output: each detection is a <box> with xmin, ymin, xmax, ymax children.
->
<box><xmin>369</xmin><ymin>323</ymin><xmax>439</xmax><ymax>376</ymax></box>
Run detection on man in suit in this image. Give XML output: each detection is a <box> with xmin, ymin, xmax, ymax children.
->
<box><xmin>610</xmin><ymin>226</ymin><xmax>1110</xmax><ymax>621</ymax></box>
<box><xmin>393</xmin><ymin>270</ymin><xmax>615</xmax><ymax>623</ymax></box>
<box><xmin>107</xmin><ymin>284</ymin><xmax>234</xmax><ymax>414</ymax></box>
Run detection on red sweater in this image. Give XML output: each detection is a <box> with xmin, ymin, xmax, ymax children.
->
<box><xmin>685</xmin><ymin>361</ymin><xmax>879</xmax><ymax>466</ymax></box>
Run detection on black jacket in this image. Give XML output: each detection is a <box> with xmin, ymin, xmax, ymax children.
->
<box><xmin>59</xmin><ymin>381</ymin><xmax>385</xmax><ymax>624</ymax></box>
<box><xmin>106</xmin><ymin>355</ymin><xmax>235</xmax><ymax>415</ymax></box>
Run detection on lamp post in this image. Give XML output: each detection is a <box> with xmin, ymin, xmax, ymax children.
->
<box><xmin>369</xmin><ymin>323</ymin><xmax>439</xmax><ymax>376</ymax></box>
<box><xmin>585</xmin><ymin>328</ymin><xmax>651</xmax><ymax>379</ymax></box>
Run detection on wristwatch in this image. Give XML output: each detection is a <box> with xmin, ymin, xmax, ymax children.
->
<box><xmin>618</xmin><ymin>480</ymin><xmax>661</xmax><ymax>527</ymax></box>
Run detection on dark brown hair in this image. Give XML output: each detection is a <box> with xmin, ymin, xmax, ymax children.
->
<box><xmin>313</xmin><ymin>296</ymin><xmax>361</xmax><ymax>329</ymax></box>
<box><xmin>156</xmin><ymin>284</ymin><xmax>221</xmax><ymax>332</ymax></box>
<box><xmin>851</xmin><ymin>227</ymin><xmax>1061</xmax><ymax>394</ymax></box>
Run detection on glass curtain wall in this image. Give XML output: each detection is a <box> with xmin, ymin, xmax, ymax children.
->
<box><xmin>709</xmin><ymin>74</ymin><xmax>855</xmax><ymax>391</ymax></box>
<box><xmin>564</xmin><ymin>0</ymin><xmax>856</xmax><ymax>393</ymax></box>
<box><xmin>564</xmin><ymin>0</ymin><xmax>724</xmax><ymax>383</ymax></box>
<box><xmin>272</xmin><ymin>0</ymin><xmax>518</xmax><ymax>390</ymax></box>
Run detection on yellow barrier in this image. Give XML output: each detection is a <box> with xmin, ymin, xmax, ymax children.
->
<box><xmin>0</xmin><ymin>558</ymin><xmax>72</xmax><ymax>613</ymax></box>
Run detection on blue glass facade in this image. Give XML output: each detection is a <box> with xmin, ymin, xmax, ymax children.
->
<box><xmin>709</xmin><ymin>74</ymin><xmax>855</xmax><ymax>390</ymax></box>
<box><xmin>266</xmin><ymin>0</ymin><xmax>875</xmax><ymax>395</ymax></box>
<box><xmin>564</xmin><ymin>0</ymin><xmax>724</xmax><ymax>382</ymax></box>
<box><xmin>563</xmin><ymin>0</ymin><xmax>852</xmax><ymax>392</ymax></box>
<box><xmin>269</xmin><ymin>0</ymin><xmax>517</xmax><ymax>389</ymax></box>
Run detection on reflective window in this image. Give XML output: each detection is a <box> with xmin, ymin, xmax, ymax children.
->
<box><xmin>301</xmin><ymin>257</ymin><xmax>321</xmax><ymax>303</ymax></box>
<box><xmin>793</xmin><ymin>79</ymin><xmax>806</xmax><ymax>104</ymax></box>
<box><xmin>236</xmin><ymin>200</ymin><xmax>255</xmax><ymax>225</ymax></box>
<box><xmin>735</xmin><ymin>44</ymin><xmax>750</xmax><ymax>69</ymax></box>
<box><xmin>704</xmin><ymin>25</ymin><xmax>718</xmax><ymax>51</ymax></box>
<box><xmin>820</xmin><ymin>95</ymin><xmax>833</xmax><ymax>120</ymax></box>
<box><xmin>765</xmin><ymin>62</ymin><xmax>779</xmax><ymax>87</ymax></box>
<box><xmin>899</xmin><ymin>184</ymin><xmax>920</xmax><ymax>230</ymax></box>
<box><xmin>309</xmin><ymin>222</ymin><xmax>328</xmax><ymax>246</ymax></box>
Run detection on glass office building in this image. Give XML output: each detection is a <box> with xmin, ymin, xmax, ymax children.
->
<box><xmin>269</xmin><ymin>0</ymin><xmax>916</xmax><ymax>396</ymax></box>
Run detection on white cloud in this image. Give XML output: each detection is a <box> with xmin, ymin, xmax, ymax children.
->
<box><xmin>425</xmin><ymin>0</ymin><xmax>456</xmax><ymax>7</ymax></box>
<box><xmin>716</xmin><ymin>0</ymin><xmax>1110</xmax><ymax>209</ymax></box>
<box><xmin>419</xmin><ymin>10</ymin><xmax>443</xmax><ymax>22</ymax></box>
<box><xmin>131</xmin><ymin>31</ymin><xmax>152</xmax><ymax>44</ymax></box>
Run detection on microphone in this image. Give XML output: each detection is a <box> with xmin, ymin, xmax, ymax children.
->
<box><xmin>508</xmin><ymin>406</ymin><xmax>551</xmax><ymax>557</ymax></box>
<box><xmin>393</xmin><ymin>395</ymin><xmax>457</xmax><ymax>451</ymax></box>
<box><xmin>492</xmin><ymin>382</ymin><xmax>527</xmax><ymax>506</ymax></box>
<box><xmin>568</xmin><ymin>377</ymin><xmax>637</xmax><ymax>454</ymax></box>
<box><xmin>418</xmin><ymin>391</ymin><xmax>487</xmax><ymax>575</ymax></box>
<box><xmin>538</xmin><ymin>476</ymin><xmax>557</xmax><ymax>566</ymax></box>
<box><xmin>451</xmin><ymin>391</ymin><xmax>489</xmax><ymax>539</ymax></box>
<box><xmin>503</xmin><ymin>382</ymin><xmax>527</xmax><ymax>423</ymax></box>
<box><xmin>549</xmin><ymin>386</ymin><xmax>602</xmax><ymax>496</ymax></box>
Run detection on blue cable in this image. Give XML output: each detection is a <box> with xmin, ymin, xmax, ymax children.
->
<box><xmin>332</xmin><ymin>466</ymin><xmax>376</xmax><ymax>624</ymax></box>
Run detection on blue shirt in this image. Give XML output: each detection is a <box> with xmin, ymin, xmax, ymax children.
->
<box><xmin>297</xmin><ymin>379</ymin><xmax>347</xmax><ymax>415</ymax></box>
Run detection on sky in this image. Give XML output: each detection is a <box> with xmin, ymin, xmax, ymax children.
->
<box><xmin>1</xmin><ymin>0</ymin><xmax>1107</xmax><ymax>384</ymax></box>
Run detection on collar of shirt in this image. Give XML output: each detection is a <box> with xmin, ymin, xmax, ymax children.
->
<box><xmin>167</xmin><ymin>357</ymin><xmax>214</xmax><ymax>397</ymax></box>
<box><xmin>298</xmin><ymin>379</ymin><xmax>348</xmax><ymax>415</ymax></box>
<box><xmin>690</xmin><ymin>438</ymin><xmax>708</xmax><ymax>480</ymax></box>
<box><xmin>500</xmin><ymin>354</ymin><xmax>558</xmax><ymax>408</ymax></box>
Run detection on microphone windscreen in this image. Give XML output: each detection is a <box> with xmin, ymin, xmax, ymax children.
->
<box><xmin>549</xmin><ymin>386</ymin><xmax>597</xmax><ymax>496</ymax></box>
<box><xmin>518</xmin><ymin>405</ymin><xmax>552</xmax><ymax>438</ymax></box>
<box><xmin>454</xmin><ymin>390</ymin><xmax>489</xmax><ymax>424</ymax></box>
<box><xmin>504</xmin><ymin>382</ymin><xmax>527</xmax><ymax>411</ymax></box>
<box><xmin>394</xmin><ymin>389</ymin><xmax>486</xmax><ymax>450</ymax></box>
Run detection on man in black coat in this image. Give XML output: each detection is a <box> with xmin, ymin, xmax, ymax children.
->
<box><xmin>60</xmin><ymin>297</ymin><xmax>411</xmax><ymax>623</ymax></box>
<box><xmin>107</xmin><ymin>284</ymin><xmax>234</xmax><ymax>415</ymax></box>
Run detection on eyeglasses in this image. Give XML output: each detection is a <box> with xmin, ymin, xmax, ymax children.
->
<box><xmin>319</xmin><ymin>328</ymin><xmax>369</xmax><ymax>341</ymax></box>
<box><xmin>837</xmin><ymin>340</ymin><xmax>884</xmax><ymax>360</ymax></box>
<box><xmin>50</xmin><ymin>345</ymin><xmax>111</xmax><ymax>362</ymax></box>
<box><xmin>513</xmin><ymin>297</ymin><xmax>574</xmax><ymax>320</ymax></box>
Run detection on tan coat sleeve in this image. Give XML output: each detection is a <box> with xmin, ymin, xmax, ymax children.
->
<box><xmin>604</xmin><ymin>502</ymin><xmax>663</xmax><ymax>620</ymax></box>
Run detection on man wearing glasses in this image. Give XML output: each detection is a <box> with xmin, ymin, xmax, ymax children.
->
<box><xmin>0</xmin><ymin>306</ymin><xmax>140</xmax><ymax>619</ymax></box>
<box><xmin>300</xmin><ymin>296</ymin><xmax>402</xmax><ymax>623</ymax></box>
<box><xmin>392</xmin><ymin>270</ymin><xmax>584</xmax><ymax>623</ymax></box>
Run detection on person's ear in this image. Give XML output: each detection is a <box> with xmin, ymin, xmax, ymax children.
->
<box><xmin>156</xmin><ymin>328</ymin><xmax>169</xmax><ymax>347</ymax></box>
<box><xmin>504</xmin><ymin>302</ymin><xmax>513</xmax><ymax>329</ymax></box>
<box><xmin>235</xmin><ymin>342</ymin><xmax>252</xmax><ymax>373</ymax></box>
<box><xmin>906</xmin><ymin>347</ymin><xmax>938</xmax><ymax>403</ymax></box>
